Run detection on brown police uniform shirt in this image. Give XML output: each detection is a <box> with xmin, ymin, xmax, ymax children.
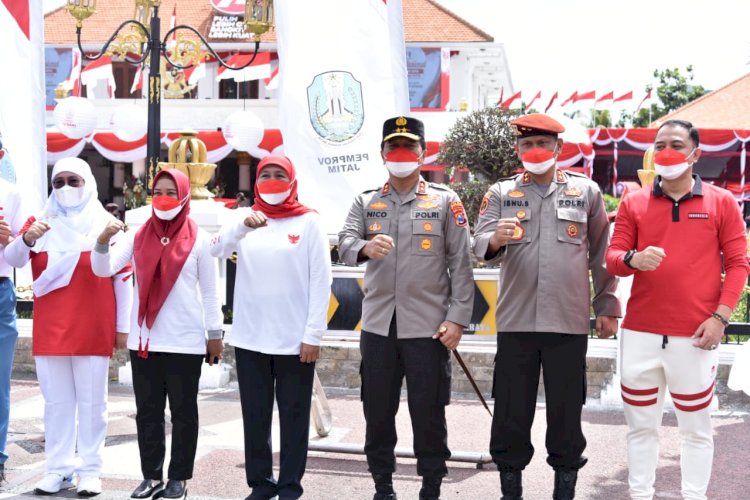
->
<box><xmin>338</xmin><ymin>177</ymin><xmax>475</xmax><ymax>339</ymax></box>
<box><xmin>473</xmin><ymin>169</ymin><xmax>621</xmax><ymax>334</ymax></box>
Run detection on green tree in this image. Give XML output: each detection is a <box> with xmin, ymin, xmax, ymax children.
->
<box><xmin>437</xmin><ymin>106</ymin><xmax>520</xmax><ymax>182</ymax></box>
<box><xmin>438</xmin><ymin>107</ymin><xmax>521</xmax><ymax>230</ymax></box>
<box><xmin>619</xmin><ymin>65</ymin><xmax>706</xmax><ymax>127</ymax></box>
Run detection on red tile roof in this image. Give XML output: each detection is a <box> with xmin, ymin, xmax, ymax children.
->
<box><xmin>651</xmin><ymin>72</ymin><xmax>750</xmax><ymax>129</ymax></box>
<box><xmin>45</xmin><ymin>0</ymin><xmax>493</xmax><ymax>45</ymax></box>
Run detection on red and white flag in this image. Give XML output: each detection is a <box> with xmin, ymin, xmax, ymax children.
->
<box><xmin>574</xmin><ymin>90</ymin><xmax>596</xmax><ymax>102</ymax></box>
<box><xmin>560</xmin><ymin>91</ymin><xmax>578</xmax><ymax>107</ymax></box>
<box><xmin>594</xmin><ymin>91</ymin><xmax>613</xmax><ymax>109</ymax></box>
<box><xmin>500</xmin><ymin>91</ymin><xmax>522</xmax><ymax>109</ymax></box>
<box><xmin>613</xmin><ymin>91</ymin><xmax>633</xmax><ymax>103</ymax></box>
<box><xmin>275</xmin><ymin>0</ymin><xmax>408</xmax><ymax>234</ymax></box>
<box><xmin>525</xmin><ymin>91</ymin><xmax>542</xmax><ymax>111</ymax></box>
<box><xmin>544</xmin><ymin>91</ymin><xmax>558</xmax><ymax>112</ymax></box>
<box><xmin>185</xmin><ymin>61</ymin><xmax>206</xmax><ymax>86</ymax></box>
<box><xmin>264</xmin><ymin>64</ymin><xmax>279</xmax><ymax>90</ymax></box>
<box><xmin>130</xmin><ymin>64</ymin><xmax>144</xmax><ymax>94</ymax></box>
<box><xmin>61</xmin><ymin>47</ymin><xmax>82</xmax><ymax>96</ymax></box>
<box><xmin>635</xmin><ymin>90</ymin><xmax>652</xmax><ymax>112</ymax></box>
<box><xmin>81</xmin><ymin>56</ymin><xmax>116</xmax><ymax>98</ymax></box>
<box><xmin>166</xmin><ymin>4</ymin><xmax>177</xmax><ymax>52</ymax></box>
<box><xmin>0</xmin><ymin>0</ymin><xmax>47</xmax><ymax>207</ymax></box>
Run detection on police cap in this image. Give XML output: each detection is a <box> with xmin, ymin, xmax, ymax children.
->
<box><xmin>511</xmin><ymin>113</ymin><xmax>565</xmax><ymax>139</ymax></box>
<box><xmin>381</xmin><ymin>116</ymin><xmax>426</xmax><ymax>150</ymax></box>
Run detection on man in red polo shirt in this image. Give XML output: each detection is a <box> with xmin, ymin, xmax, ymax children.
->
<box><xmin>607</xmin><ymin>119</ymin><xmax>750</xmax><ymax>500</ymax></box>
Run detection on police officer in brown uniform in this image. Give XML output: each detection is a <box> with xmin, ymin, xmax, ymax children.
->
<box><xmin>473</xmin><ymin>114</ymin><xmax>621</xmax><ymax>500</ymax></box>
<box><xmin>338</xmin><ymin>116</ymin><xmax>474</xmax><ymax>500</ymax></box>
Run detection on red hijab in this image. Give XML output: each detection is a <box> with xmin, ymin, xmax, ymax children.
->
<box><xmin>251</xmin><ymin>155</ymin><xmax>315</xmax><ymax>219</ymax></box>
<box><xmin>133</xmin><ymin>169</ymin><xmax>197</xmax><ymax>329</ymax></box>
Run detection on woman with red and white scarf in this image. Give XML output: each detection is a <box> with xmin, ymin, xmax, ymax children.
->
<box><xmin>4</xmin><ymin>157</ymin><xmax>132</xmax><ymax>497</ymax></box>
<box><xmin>92</xmin><ymin>168</ymin><xmax>223</xmax><ymax>500</ymax></box>
<box><xmin>210</xmin><ymin>155</ymin><xmax>332</xmax><ymax>500</ymax></box>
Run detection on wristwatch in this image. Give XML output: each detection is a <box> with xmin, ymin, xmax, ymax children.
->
<box><xmin>623</xmin><ymin>249</ymin><xmax>637</xmax><ymax>269</ymax></box>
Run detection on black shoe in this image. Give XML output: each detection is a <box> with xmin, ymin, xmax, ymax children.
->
<box><xmin>499</xmin><ymin>469</ymin><xmax>523</xmax><ymax>500</ymax></box>
<box><xmin>372</xmin><ymin>472</ymin><xmax>397</xmax><ymax>500</ymax></box>
<box><xmin>131</xmin><ymin>479</ymin><xmax>164</xmax><ymax>499</ymax></box>
<box><xmin>419</xmin><ymin>476</ymin><xmax>442</xmax><ymax>499</ymax></box>
<box><xmin>0</xmin><ymin>463</ymin><xmax>6</xmax><ymax>489</ymax></box>
<box><xmin>161</xmin><ymin>480</ymin><xmax>187</xmax><ymax>499</ymax></box>
<box><xmin>552</xmin><ymin>470</ymin><xmax>578</xmax><ymax>500</ymax></box>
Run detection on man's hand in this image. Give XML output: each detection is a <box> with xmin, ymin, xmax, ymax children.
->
<box><xmin>23</xmin><ymin>221</ymin><xmax>50</xmax><ymax>246</ymax></box>
<box><xmin>115</xmin><ymin>332</ymin><xmax>128</xmax><ymax>351</ymax></box>
<box><xmin>300</xmin><ymin>342</ymin><xmax>320</xmax><ymax>363</ymax></box>
<box><xmin>630</xmin><ymin>246</ymin><xmax>666</xmax><ymax>271</ymax></box>
<box><xmin>243</xmin><ymin>211</ymin><xmax>268</xmax><ymax>229</ymax></box>
<box><xmin>433</xmin><ymin>320</ymin><xmax>463</xmax><ymax>351</ymax></box>
<box><xmin>363</xmin><ymin>234</ymin><xmax>395</xmax><ymax>260</ymax></box>
<box><xmin>97</xmin><ymin>220</ymin><xmax>125</xmax><ymax>245</ymax></box>
<box><xmin>595</xmin><ymin>316</ymin><xmax>618</xmax><ymax>338</ymax></box>
<box><xmin>0</xmin><ymin>219</ymin><xmax>11</xmax><ymax>246</ymax></box>
<box><xmin>692</xmin><ymin>317</ymin><xmax>725</xmax><ymax>351</ymax></box>
<box><xmin>489</xmin><ymin>217</ymin><xmax>520</xmax><ymax>250</ymax></box>
<box><xmin>206</xmin><ymin>339</ymin><xmax>224</xmax><ymax>366</ymax></box>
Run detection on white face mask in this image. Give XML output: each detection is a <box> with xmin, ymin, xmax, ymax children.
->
<box><xmin>520</xmin><ymin>148</ymin><xmax>557</xmax><ymax>175</ymax></box>
<box><xmin>384</xmin><ymin>148</ymin><xmax>421</xmax><ymax>178</ymax></box>
<box><xmin>153</xmin><ymin>205</ymin><xmax>182</xmax><ymax>221</ymax></box>
<box><xmin>259</xmin><ymin>190</ymin><xmax>291</xmax><ymax>205</ymax></box>
<box><xmin>654</xmin><ymin>148</ymin><xmax>695</xmax><ymax>180</ymax></box>
<box><xmin>55</xmin><ymin>185</ymin><xmax>86</xmax><ymax>208</ymax></box>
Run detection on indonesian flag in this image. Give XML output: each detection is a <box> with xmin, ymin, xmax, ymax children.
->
<box><xmin>61</xmin><ymin>47</ymin><xmax>82</xmax><ymax>96</ymax></box>
<box><xmin>166</xmin><ymin>4</ymin><xmax>177</xmax><ymax>52</ymax></box>
<box><xmin>635</xmin><ymin>90</ymin><xmax>652</xmax><ymax>112</ymax></box>
<box><xmin>215</xmin><ymin>52</ymin><xmax>271</xmax><ymax>82</ymax></box>
<box><xmin>500</xmin><ymin>91</ymin><xmax>522</xmax><ymax>109</ymax></box>
<box><xmin>130</xmin><ymin>64</ymin><xmax>144</xmax><ymax>94</ymax></box>
<box><xmin>185</xmin><ymin>61</ymin><xmax>206</xmax><ymax>86</ymax></box>
<box><xmin>614</xmin><ymin>91</ymin><xmax>633</xmax><ymax>103</ymax></box>
<box><xmin>525</xmin><ymin>91</ymin><xmax>541</xmax><ymax>110</ymax></box>
<box><xmin>594</xmin><ymin>91</ymin><xmax>613</xmax><ymax>108</ymax></box>
<box><xmin>560</xmin><ymin>91</ymin><xmax>578</xmax><ymax>107</ymax></box>
<box><xmin>264</xmin><ymin>64</ymin><xmax>279</xmax><ymax>90</ymax></box>
<box><xmin>574</xmin><ymin>90</ymin><xmax>596</xmax><ymax>102</ymax></box>
<box><xmin>81</xmin><ymin>56</ymin><xmax>116</xmax><ymax>98</ymax></box>
<box><xmin>544</xmin><ymin>91</ymin><xmax>558</xmax><ymax>112</ymax></box>
<box><xmin>0</xmin><ymin>0</ymin><xmax>47</xmax><ymax>207</ymax></box>
<box><xmin>275</xmin><ymin>0</ymin><xmax>408</xmax><ymax>234</ymax></box>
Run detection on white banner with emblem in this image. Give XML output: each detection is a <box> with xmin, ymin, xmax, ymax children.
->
<box><xmin>275</xmin><ymin>0</ymin><xmax>409</xmax><ymax>235</ymax></box>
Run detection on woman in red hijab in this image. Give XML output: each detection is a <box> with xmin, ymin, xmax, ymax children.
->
<box><xmin>93</xmin><ymin>169</ymin><xmax>223</xmax><ymax>500</ymax></box>
<box><xmin>211</xmin><ymin>156</ymin><xmax>332</xmax><ymax>500</ymax></box>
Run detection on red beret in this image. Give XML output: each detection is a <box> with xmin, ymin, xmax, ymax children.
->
<box><xmin>511</xmin><ymin>113</ymin><xmax>565</xmax><ymax>138</ymax></box>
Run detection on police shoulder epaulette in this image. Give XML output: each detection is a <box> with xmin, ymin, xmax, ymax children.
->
<box><xmin>428</xmin><ymin>182</ymin><xmax>451</xmax><ymax>191</ymax></box>
<box><xmin>565</xmin><ymin>170</ymin><xmax>589</xmax><ymax>179</ymax></box>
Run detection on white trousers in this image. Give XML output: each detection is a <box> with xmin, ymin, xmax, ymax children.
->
<box><xmin>620</xmin><ymin>330</ymin><xmax>717</xmax><ymax>500</ymax></box>
<box><xmin>35</xmin><ymin>356</ymin><xmax>110</xmax><ymax>477</ymax></box>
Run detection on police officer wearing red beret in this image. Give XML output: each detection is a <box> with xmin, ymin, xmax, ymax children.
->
<box><xmin>338</xmin><ymin>116</ymin><xmax>475</xmax><ymax>500</ymax></box>
<box><xmin>473</xmin><ymin>113</ymin><xmax>621</xmax><ymax>499</ymax></box>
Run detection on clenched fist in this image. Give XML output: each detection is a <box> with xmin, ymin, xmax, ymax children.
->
<box><xmin>363</xmin><ymin>234</ymin><xmax>395</xmax><ymax>260</ymax></box>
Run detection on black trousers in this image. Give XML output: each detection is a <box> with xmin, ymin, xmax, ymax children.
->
<box><xmin>360</xmin><ymin>321</ymin><xmax>452</xmax><ymax>478</ymax></box>
<box><xmin>489</xmin><ymin>332</ymin><xmax>588</xmax><ymax>472</ymax></box>
<box><xmin>235</xmin><ymin>347</ymin><xmax>315</xmax><ymax>500</ymax></box>
<box><xmin>130</xmin><ymin>350</ymin><xmax>203</xmax><ymax>480</ymax></box>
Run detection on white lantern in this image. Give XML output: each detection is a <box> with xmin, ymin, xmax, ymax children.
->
<box><xmin>53</xmin><ymin>96</ymin><xmax>97</xmax><ymax>139</ymax></box>
<box><xmin>223</xmin><ymin>111</ymin><xmax>264</xmax><ymax>152</ymax></box>
<box><xmin>110</xmin><ymin>104</ymin><xmax>148</xmax><ymax>142</ymax></box>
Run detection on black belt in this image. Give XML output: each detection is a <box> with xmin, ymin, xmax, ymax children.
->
<box><xmin>0</xmin><ymin>277</ymin><xmax>9</xmax><ymax>283</ymax></box>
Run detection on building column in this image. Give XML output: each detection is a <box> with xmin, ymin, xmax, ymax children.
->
<box><xmin>238</xmin><ymin>152</ymin><xmax>252</xmax><ymax>192</ymax></box>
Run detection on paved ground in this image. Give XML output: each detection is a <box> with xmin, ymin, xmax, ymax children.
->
<box><xmin>1</xmin><ymin>376</ymin><xmax>749</xmax><ymax>500</ymax></box>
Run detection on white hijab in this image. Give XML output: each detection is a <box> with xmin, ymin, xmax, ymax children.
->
<box><xmin>33</xmin><ymin>157</ymin><xmax>114</xmax><ymax>297</ymax></box>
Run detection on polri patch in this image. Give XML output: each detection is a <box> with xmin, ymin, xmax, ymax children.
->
<box><xmin>564</xmin><ymin>187</ymin><xmax>582</xmax><ymax>197</ymax></box>
<box><xmin>567</xmin><ymin>224</ymin><xmax>578</xmax><ymax>237</ymax></box>
<box><xmin>508</xmin><ymin>190</ymin><xmax>525</xmax><ymax>198</ymax></box>
<box><xmin>511</xmin><ymin>225</ymin><xmax>525</xmax><ymax>240</ymax></box>
<box><xmin>423</xmin><ymin>222</ymin><xmax>433</xmax><ymax>232</ymax></box>
<box><xmin>450</xmin><ymin>201</ymin><xmax>468</xmax><ymax>227</ymax></box>
<box><xmin>368</xmin><ymin>222</ymin><xmax>382</xmax><ymax>231</ymax></box>
<box><xmin>369</xmin><ymin>201</ymin><xmax>389</xmax><ymax>209</ymax></box>
<box><xmin>479</xmin><ymin>193</ymin><xmax>491</xmax><ymax>215</ymax></box>
<box><xmin>515</xmin><ymin>210</ymin><xmax>527</xmax><ymax>219</ymax></box>
<box><xmin>420</xmin><ymin>238</ymin><xmax>432</xmax><ymax>250</ymax></box>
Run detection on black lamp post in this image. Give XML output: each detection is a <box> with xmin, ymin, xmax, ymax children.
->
<box><xmin>64</xmin><ymin>0</ymin><xmax>274</xmax><ymax>195</ymax></box>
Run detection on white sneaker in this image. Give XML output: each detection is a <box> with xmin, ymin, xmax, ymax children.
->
<box><xmin>77</xmin><ymin>476</ymin><xmax>102</xmax><ymax>497</ymax></box>
<box><xmin>34</xmin><ymin>473</ymin><xmax>76</xmax><ymax>495</ymax></box>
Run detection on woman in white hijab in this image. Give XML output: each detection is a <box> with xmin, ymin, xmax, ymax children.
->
<box><xmin>5</xmin><ymin>157</ymin><xmax>132</xmax><ymax>497</ymax></box>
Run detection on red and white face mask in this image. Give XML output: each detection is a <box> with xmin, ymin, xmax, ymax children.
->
<box><xmin>520</xmin><ymin>148</ymin><xmax>556</xmax><ymax>175</ymax></box>
<box><xmin>152</xmin><ymin>195</ymin><xmax>184</xmax><ymax>221</ymax></box>
<box><xmin>257</xmin><ymin>179</ymin><xmax>291</xmax><ymax>205</ymax></box>
<box><xmin>654</xmin><ymin>147</ymin><xmax>695</xmax><ymax>180</ymax></box>
<box><xmin>384</xmin><ymin>148</ymin><xmax>421</xmax><ymax>178</ymax></box>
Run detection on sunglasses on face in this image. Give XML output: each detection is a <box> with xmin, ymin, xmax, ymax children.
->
<box><xmin>52</xmin><ymin>176</ymin><xmax>84</xmax><ymax>189</ymax></box>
